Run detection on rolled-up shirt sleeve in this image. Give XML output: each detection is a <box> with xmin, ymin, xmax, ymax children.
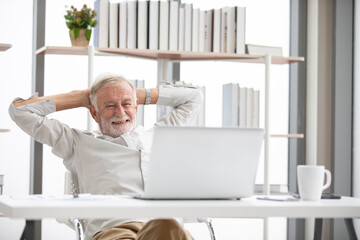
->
<box><xmin>8</xmin><ymin>97</ymin><xmax>75</xmax><ymax>159</ymax></box>
<box><xmin>155</xmin><ymin>85</ymin><xmax>204</xmax><ymax>126</ymax></box>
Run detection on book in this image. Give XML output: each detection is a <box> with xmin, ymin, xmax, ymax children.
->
<box><xmin>127</xmin><ymin>0</ymin><xmax>137</xmax><ymax>49</ymax></box>
<box><xmin>235</xmin><ymin>7</ymin><xmax>246</xmax><ymax>54</ymax></box>
<box><xmin>192</xmin><ymin>8</ymin><xmax>200</xmax><ymax>52</ymax></box>
<box><xmin>220</xmin><ymin>7</ymin><xmax>228</xmax><ymax>53</ymax></box>
<box><xmin>159</xmin><ymin>0</ymin><xmax>169</xmax><ymax>50</ymax></box>
<box><xmin>198</xmin><ymin>10</ymin><xmax>205</xmax><ymax>52</ymax></box>
<box><xmin>169</xmin><ymin>1</ymin><xmax>179</xmax><ymax>51</ymax></box>
<box><xmin>137</xmin><ymin>0</ymin><xmax>148</xmax><ymax>50</ymax></box>
<box><xmin>226</xmin><ymin>6</ymin><xmax>236</xmax><ymax>54</ymax></box>
<box><xmin>252</xmin><ymin>90</ymin><xmax>260</xmax><ymax>127</ymax></box>
<box><xmin>238</xmin><ymin>87</ymin><xmax>247</xmax><ymax>127</ymax></box>
<box><xmin>246</xmin><ymin>44</ymin><xmax>283</xmax><ymax>56</ymax></box>
<box><xmin>118</xmin><ymin>1</ymin><xmax>127</xmax><ymax>48</ymax></box>
<box><xmin>149</xmin><ymin>0</ymin><xmax>159</xmax><ymax>50</ymax></box>
<box><xmin>184</xmin><ymin>3</ymin><xmax>192</xmax><ymax>51</ymax></box>
<box><xmin>178</xmin><ymin>3</ymin><xmax>185</xmax><ymax>51</ymax></box>
<box><xmin>246</xmin><ymin>87</ymin><xmax>253</xmax><ymax>127</ymax></box>
<box><xmin>222</xmin><ymin>83</ymin><xmax>239</xmax><ymax>127</ymax></box>
<box><xmin>212</xmin><ymin>8</ymin><xmax>221</xmax><ymax>53</ymax></box>
<box><xmin>94</xmin><ymin>0</ymin><xmax>109</xmax><ymax>48</ymax></box>
<box><xmin>109</xmin><ymin>2</ymin><xmax>119</xmax><ymax>48</ymax></box>
<box><xmin>204</xmin><ymin>10</ymin><xmax>213</xmax><ymax>52</ymax></box>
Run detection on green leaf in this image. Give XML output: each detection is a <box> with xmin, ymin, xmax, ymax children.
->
<box><xmin>85</xmin><ymin>29</ymin><xmax>92</xmax><ymax>41</ymax></box>
<box><xmin>72</xmin><ymin>28</ymin><xmax>80</xmax><ymax>39</ymax></box>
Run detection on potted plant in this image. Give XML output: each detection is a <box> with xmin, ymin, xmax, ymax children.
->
<box><xmin>64</xmin><ymin>4</ymin><xmax>97</xmax><ymax>46</ymax></box>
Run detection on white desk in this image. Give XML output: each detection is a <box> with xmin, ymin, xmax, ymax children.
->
<box><xmin>0</xmin><ymin>195</ymin><xmax>359</xmax><ymax>220</ymax></box>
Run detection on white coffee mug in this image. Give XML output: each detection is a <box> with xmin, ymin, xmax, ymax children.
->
<box><xmin>297</xmin><ymin>165</ymin><xmax>331</xmax><ymax>201</ymax></box>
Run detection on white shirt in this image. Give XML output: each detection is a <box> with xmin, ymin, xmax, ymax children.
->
<box><xmin>9</xmin><ymin>85</ymin><xmax>203</xmax><ymax>239</ymax></box>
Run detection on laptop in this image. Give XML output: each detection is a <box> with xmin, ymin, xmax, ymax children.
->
<box><xmin>134</xmin><ymin>126</ymin><xmax>264</xmax><ymax>200</ymax></box>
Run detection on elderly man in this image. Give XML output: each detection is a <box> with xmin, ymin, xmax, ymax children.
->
<box><xmin>9</xmin><ymin>74</ymin><xmax>203</xmax><ymax>240</ymax></box>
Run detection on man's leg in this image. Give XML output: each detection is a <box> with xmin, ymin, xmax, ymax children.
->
<box><xmin>92</xmin><ymin>222</ymin><xmax>145</xmax><ymax>240</ymax></box>
<box><xmin>136</xmin><ymin>219</ymin><xmax>194</xmax><ymax>240</ymax></box>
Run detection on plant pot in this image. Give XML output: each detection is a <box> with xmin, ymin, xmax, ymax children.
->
<box><xmin>69</xmin><ymin>28</ymin><xmax>92</xmax><ymax>47</ymax></box>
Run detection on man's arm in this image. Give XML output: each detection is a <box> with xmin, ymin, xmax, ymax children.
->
<box><xmin>13</xmin><ymin>89</ymin><xmax>90</xmax><ymax>111</ymax></box>
<box><xmin>136</xmin><ymin>88</ymin><xmax>159</xmax><ymax>105</ymax></box>
<box><xmin>155</xmin><ymin>85</ymin><xmax>204</xmax><ymax>127</ymax></box>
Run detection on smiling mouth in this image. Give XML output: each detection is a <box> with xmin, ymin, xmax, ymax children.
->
<box><xmin>112</xmin><ymin>120</ymin><xmax>130</xmax><ymax>125</ymax></box>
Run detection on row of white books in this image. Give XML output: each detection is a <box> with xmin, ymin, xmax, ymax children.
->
<box><xmin>222</xmin><ymin>83</ymin><xmax>260</xmax><ymax>128</ymax></box>
<box><xmin>94</xmin><ymin>0</ymin><xmax>246</xmax><ymax>54</ymax></box>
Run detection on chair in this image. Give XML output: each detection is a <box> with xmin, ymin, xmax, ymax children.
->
<box><xmin>56</xmin><ymin>171</ymin><xmax>85</xmax><ymax>240</ymax></box>
<box><xmin>60</xmin><ymin>171</ymin><xmax>217</xmax><ymax>240</ymax></box>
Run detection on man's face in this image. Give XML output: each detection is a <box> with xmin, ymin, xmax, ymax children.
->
<box><xmin>90</xmin><ymin>82</ymin><xmax>138</xmax><ymax>137</ymax></box>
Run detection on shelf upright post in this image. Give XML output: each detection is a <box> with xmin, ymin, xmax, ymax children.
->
<box><xmin>264</xmin><ymin>54</ymin><xmax>271</xmax><ymax>196</ymax></box>
<box><xmin>263</xmin><ymin>54</ymin><xmax>271</xmax><ymax>240</ymax></box>
<box><xmin>87</xmin><ymin>45</ymin><xmax>95</xmax><ymax>131</ymax></box>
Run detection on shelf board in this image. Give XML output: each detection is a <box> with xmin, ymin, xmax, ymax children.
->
<box><xmin>0</xmin><ymin>44</ymin><xmax>12</xmax><ymax>52</ymax></box>
<box><xmin>270</xmin><ymin>133</ymin><xmax>304</xmax><ymax>139</ymax></box>
<box><xmin>36</xmin><ymin>46</ymin><xmax>304</xmax><ymax>64</ymax></box>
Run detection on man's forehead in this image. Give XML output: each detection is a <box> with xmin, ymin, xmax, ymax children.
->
<box><xmin>99</xmin><ymin>84</ymin><xmax>133</xmax><ymax>95</ymax></box>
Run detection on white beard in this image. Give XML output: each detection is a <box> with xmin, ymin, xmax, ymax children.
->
<box><xmin>99</xmin><ymin>115</ymin><xmax>136</xmax><ymax>138</ymax></box>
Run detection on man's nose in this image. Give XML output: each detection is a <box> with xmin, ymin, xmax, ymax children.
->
<box><xmin>114</xmin><ymin>105</ymin><xmax>126</xmax><ymax>117</ymax></box>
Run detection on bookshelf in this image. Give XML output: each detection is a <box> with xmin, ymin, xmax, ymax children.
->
<box><xmin>37</xmin><ymin>45</ymin><xmax>304</xmax><ymax>197</ymax></box>
<box><xmin>37</xmin><ymin>46</ymin><xmax>304</xmax><ymax>64</ymax></box>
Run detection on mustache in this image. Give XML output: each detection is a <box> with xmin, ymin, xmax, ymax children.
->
<box><xmin>110</xmin><ymin>115</ymin><xmax>131</xmax><ymax>123</ymax></box>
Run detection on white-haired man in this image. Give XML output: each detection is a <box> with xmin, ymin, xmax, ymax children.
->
<box><xmin>9</xmin><ymin>74</ymin><xmax>203</xmax><ymax>240</ymax></box>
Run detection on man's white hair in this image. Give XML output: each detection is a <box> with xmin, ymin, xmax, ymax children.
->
<box><xmin>89</xmin><ymin>73</ymin><xmax>137</xmax><ymax>111</ymax></box>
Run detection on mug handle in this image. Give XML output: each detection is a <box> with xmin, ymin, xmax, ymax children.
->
<box><xmin>322</xmin><ymin>169</ymin><xmax>332</xmax><ymax>191</ymax></box>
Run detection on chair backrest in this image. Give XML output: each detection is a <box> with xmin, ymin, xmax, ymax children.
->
<box><xmin>64</xmin><ymin>171</ymin><xmax>78</xmax><ymax>196</ymax></box>
<box><xmin>61</xmin><ymin>171</ymin><xmax>85</xmax><ymax>239</ymax></box>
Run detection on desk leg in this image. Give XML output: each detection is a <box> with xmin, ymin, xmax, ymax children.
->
<box><xmin>313</xmin><ymin>218</ymin><xmax>323</xmax><ymax>240</ymax></box>
<box><xmin>20</xmin><ymin>220</ymin><xmax>41</xmax><ymax>240</ymax></box>
<box><xmin>344</xmin><ymin>218</ymin><xmax>358</xmax><ymax>240</ymax></box>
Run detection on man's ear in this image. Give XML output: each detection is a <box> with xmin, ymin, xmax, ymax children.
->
<box><xmin>89</xmin><ymin>105</ymin><xmax>100</xmax><ymax>123</ymax></box>
<box><xmin>135</xmin><ymin>99</ymin><xmax>138</xmax><ymax>112</ymax></box>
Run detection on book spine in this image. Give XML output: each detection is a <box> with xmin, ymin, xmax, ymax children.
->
<box><xmin>137</xmin><ymin>0</ymin><xmax>148</xmax><ymax>50</ymax></box>
<box><xmin>127</xmin><ymin>0</ymin><xmax>137</xmax><ymax>49</ymax></box>
<box><xmin>99</xmin><ymin>0</ymin><xmax>109</xmax><ymax>48</ymax></box>
<box><xmin>149</xmin><ymin>0</ymin><xmax>159</xmax><ymax>50</ymax></box>
<box><xmin>169</xmin><ymin>1</ymin><xmax>179</xmax><ymax>51</ymax></box>
<box><xmin>109</xmin><ymin>2</ymin><xmax>119</xmax><ymax>48</ymax></box>
<box><xmin>205</xmin><ymin>10</ymin><xmax>213</xmax><ymax>52</ymax></box>
<box><xmin>118</xmin><ymin>1</ymin><xmax>127</xmax><ymax>48</ymax></box>
<box><xmin>226</xmin><ymin>6</ymin><xmax>236</xmax><ymax>54</ymax></box>
<box><xmin>159</xmin><ymin>0</ymin><xmax>169</xmax><ymax>50</ymax></box>
<box><xmin>212</xmin><ymin>8</ymin><xmax>221</xmax><ymax>53</ymax></box>
<box><xmin>178</xmin><ymin>4</ymin><xmax>185</xmax><ymax>51</ymax></box>
<box><xmin>94</xmin><ymin>0</ymin><xmax>100</xmax><ymax>47</ymax></box>
<box><xmin>236</xmin><ymin>7</ymin><xmax>246</xmax><ymax>54</ymax></box>
<box><xmin>220</xmin><ymin>7</ymin><xmax>228</xmax><ymax>53</ymax></box>
<box><xmin>184</xmin><ymin>3</ymin><xmax>192</xmax><ymax>51</ymax></box>
<box><xmin>198</xmin><ymin>10</ymin><xmax>205</xmax><ymax>52</ymax></box>
<box><xmin>246</xmin><ymin>88</ymin><xmax>253</xmax><ymax>127</ymax></box>
<box><xmin>192</xmin><ymin>8</ymin><xmax>199</xmax><ymax>52</ymax></box>
<box><xmin>222</xmin><ymin>83</ymin><xmax>239</xmax><ymax>127</ymax></box>
<box><xmin>238</xmin><ymin>87</ymin><xmax>247</xmax><ymax>127</ymax></box>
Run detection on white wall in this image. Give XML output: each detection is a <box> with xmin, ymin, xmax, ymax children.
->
<box><xmin>0</xmin><ymin>0</ymin><xmax>33</xmax><ymax>239</ymax></box>
<box><xmin>0</xmin><ymin>0</ymin><xmax>290</xmax><ymax>239</ymax></box>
